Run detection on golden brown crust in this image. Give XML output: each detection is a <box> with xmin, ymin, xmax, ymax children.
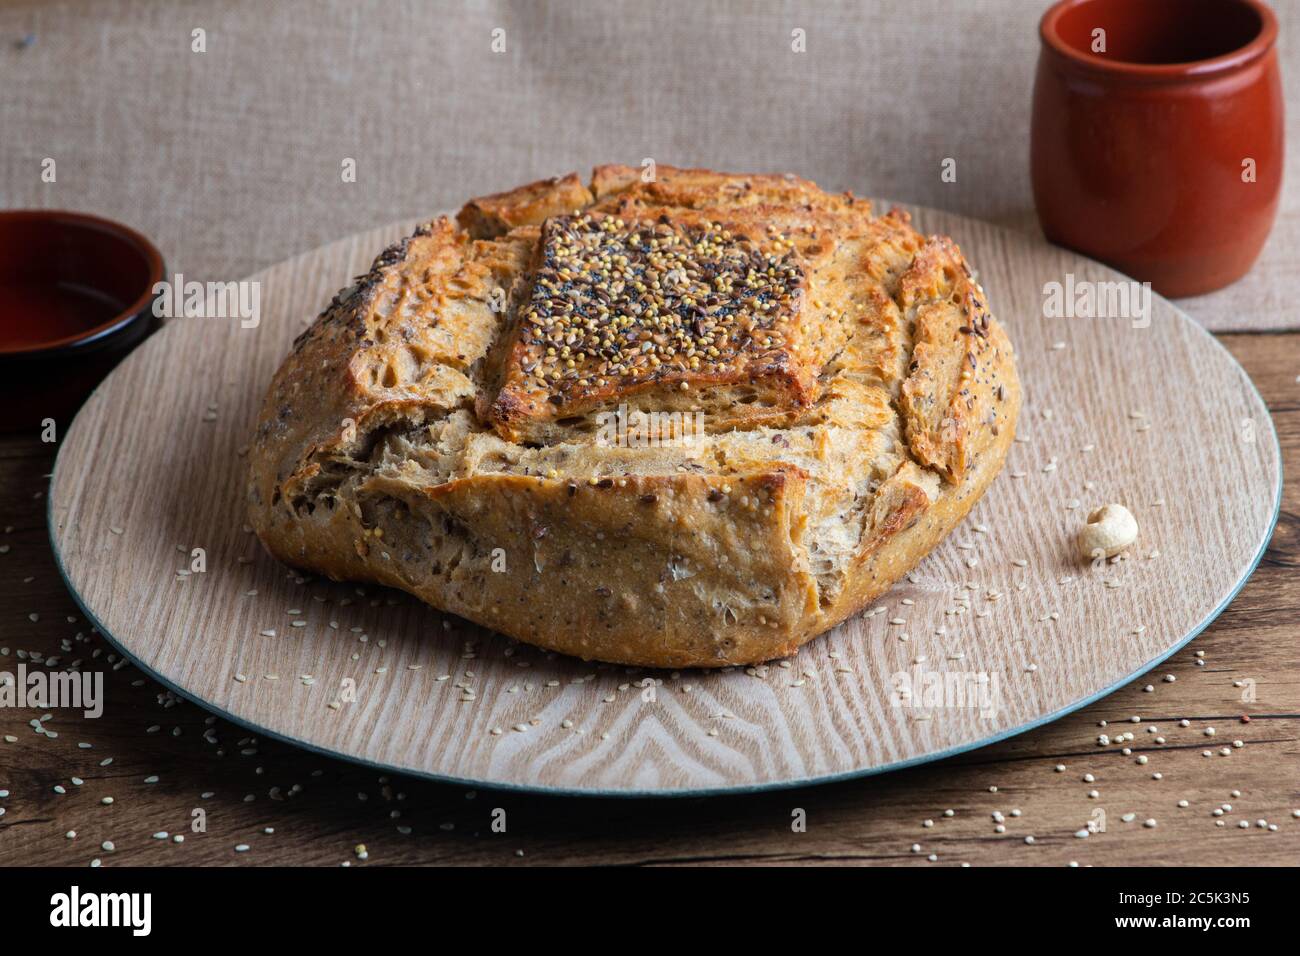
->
<box><xmin>898</xmin><ymin>235</ymin><xmax>1012</xmax><ymax>483</ymax></box>
<box><xmin>248</xmin><ymin>165</ymin><xmax>1019</xmax><ymax>668</ymax></box>
<box><xmin>456</xmin><ymin>173</ymin><xmax>593</xmax><ymax>239</ymax></box>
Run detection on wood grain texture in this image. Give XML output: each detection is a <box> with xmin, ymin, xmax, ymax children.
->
<box><xmin>43</xmin><ymin>206</ymin><xmax>1281</xmax><ymax>796</ymax></box>
<box><xmin>0</xmin><ymin>334</ymin><xmax>1295</xmax><ymax>866</ymax></box>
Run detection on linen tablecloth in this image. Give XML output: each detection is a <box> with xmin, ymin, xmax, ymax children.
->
<box><xmin>1</xmin><ymin>0</ymin><xmax>1295</xmax><ymax>330</ymax></box>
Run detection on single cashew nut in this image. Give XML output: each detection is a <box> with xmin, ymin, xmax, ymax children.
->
<box><xmin>1077</xmin><ymin>504</ymin><xmax>1138</xmax><ymax>561</ymax></box>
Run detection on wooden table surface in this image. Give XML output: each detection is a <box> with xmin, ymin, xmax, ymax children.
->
<box><xmin>1</xmin><ymin>333</ymin><xmax>1297</xmax><ymax>867</ymax></box>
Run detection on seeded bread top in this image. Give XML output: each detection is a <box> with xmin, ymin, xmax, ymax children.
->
<box><xmin>486</xmin><ymin>210</ymin><xmax>816</xmax><ymax>442</ymax></box>
<box><xmin>255</xmin><ymin>164</ymin><xmax>1013</xmax><ymax>495</ymax></box>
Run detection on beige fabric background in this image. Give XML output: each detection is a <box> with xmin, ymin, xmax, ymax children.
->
<box><xmin>0</xmin><ymin>0</ymin><xmax>1295</xmax><ymax>331</ymax></box>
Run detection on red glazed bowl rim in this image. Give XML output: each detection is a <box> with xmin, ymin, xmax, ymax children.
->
<box><xmin>0</xmin><ymin>209</ymin><xmax>164</xmax><ymax>357</ymax></box>
<box><xmin>1040</xmin><ymin>0</ymin><xmax>1278</xmax><ymax>81</ymax></box>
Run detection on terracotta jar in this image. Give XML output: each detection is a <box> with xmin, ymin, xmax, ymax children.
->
<box><xmin>1031</xmin><ymin>0</ymin><xmax>1284</xmax><ymax>297</ymax></box>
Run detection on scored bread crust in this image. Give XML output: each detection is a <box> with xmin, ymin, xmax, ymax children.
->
<box><xmin>247</xmin><ymin>165</ymin><xmax>1020</xmax><ymax>668</ymax></box>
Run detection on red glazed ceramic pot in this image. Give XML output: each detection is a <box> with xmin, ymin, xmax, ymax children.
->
<box><xmin>0</xmin><ymin>211</ymin><xmax>164</xmax><ymax>431</ymax></box>
<box><xmin>1032</xmin><ymin>0</ymin><xmax>1284</xmax><ymax>297</ymax></box>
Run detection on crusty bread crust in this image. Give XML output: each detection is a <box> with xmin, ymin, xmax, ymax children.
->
<box><xmin>248</xmin><ymin>165</ymin><xmax>1019</xmax><ymax>667</ymax></box>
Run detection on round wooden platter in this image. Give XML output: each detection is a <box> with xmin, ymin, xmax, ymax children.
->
<box><xmin>49</xmin><ymin>203</ymin><xmax>1281</xmax><ymax>796</ymax></box>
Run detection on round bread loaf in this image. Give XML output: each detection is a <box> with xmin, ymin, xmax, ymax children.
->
<box><xmin>247</xmin><ymin>165</ymin><xmax>1020</xmax><ymax>667</ymax></box>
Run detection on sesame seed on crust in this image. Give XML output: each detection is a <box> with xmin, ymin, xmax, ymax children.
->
<box><xmin>487</xmin><ymin>212</ymin><xmax>810</xmax><ymax>438</ymax></box>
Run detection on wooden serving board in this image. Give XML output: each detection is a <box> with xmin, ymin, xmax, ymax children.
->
<box><xmin>48</xmin><ymin>205</ymin><xmax>1281</xmax><ymax>796</ymax></box>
